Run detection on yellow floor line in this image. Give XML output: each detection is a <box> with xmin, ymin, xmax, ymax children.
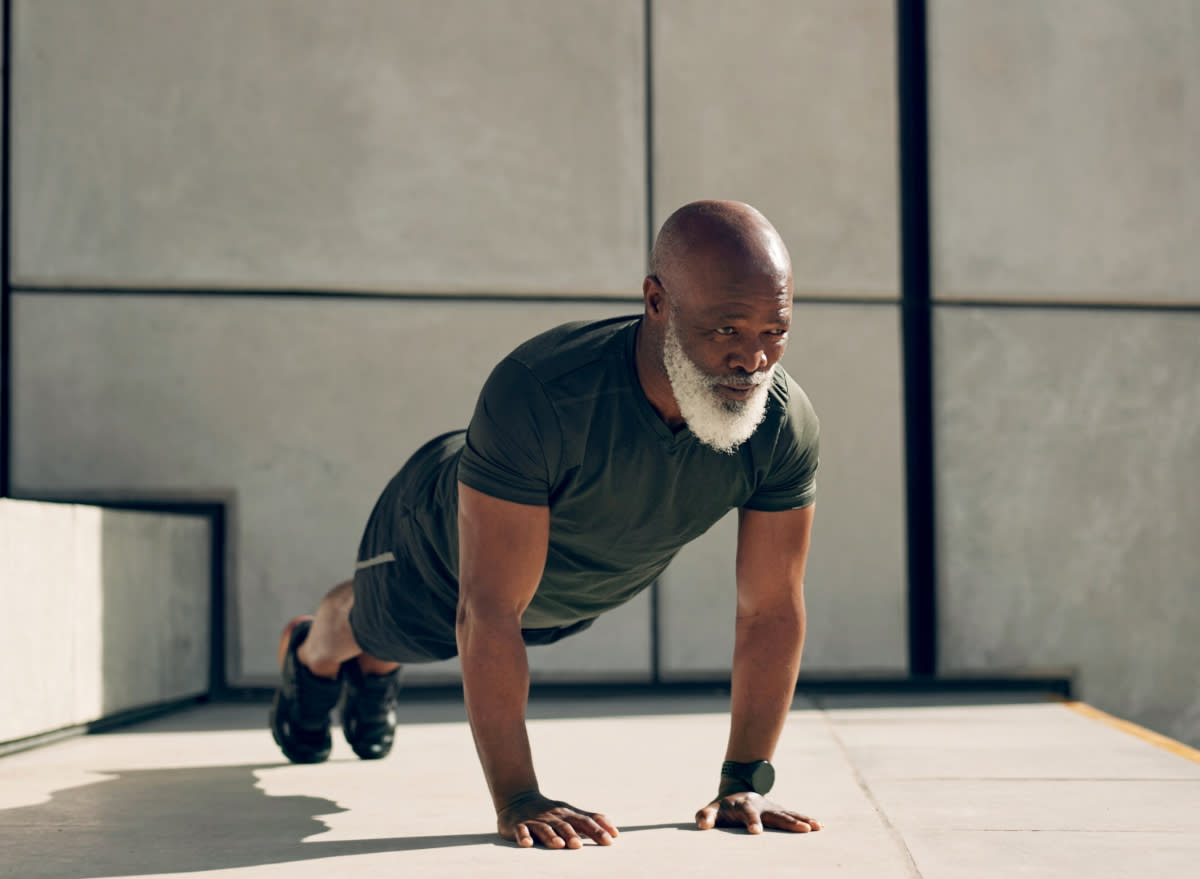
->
<box><xmin>1061</xmin><ymin>699</ymin><xmax>1200</xmax><ymax>765</ymax></box>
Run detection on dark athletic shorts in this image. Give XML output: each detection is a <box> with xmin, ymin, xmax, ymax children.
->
<box><xmin>347</xmin><ymin>454</ymin><xmax>594</xmax><ymax>665</ymax></box>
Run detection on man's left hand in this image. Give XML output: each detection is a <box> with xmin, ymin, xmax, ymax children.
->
<box><xmin>695</xmin><ymin>792</ymin><xmax>822</xmax><ymax>834</ymax></box>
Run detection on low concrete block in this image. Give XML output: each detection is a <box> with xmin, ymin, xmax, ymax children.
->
<box><xmin>0</xmin><ymin>500</ymin><xmax>211</xmax><ymax>745</ymax></box>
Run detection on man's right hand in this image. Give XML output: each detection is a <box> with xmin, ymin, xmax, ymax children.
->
<box><xmin>497</xmin><ymin>791</ymin><xmax>619</xmax><ymax>849</ymax></box>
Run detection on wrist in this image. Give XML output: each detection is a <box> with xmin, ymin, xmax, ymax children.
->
<box><xmin>719</xmin><ymin>759</ymin><xmax>775</xmax><ymax>796</ymax></box>
<box><xmin>717</xmin><ymin>779</ymin><xmax>756</xmax><ymax>798</ymax></box>
<box><xmin>496</xmin><ymin>788</ymin><xmax>543</xmax><ymax>816</ymax></box>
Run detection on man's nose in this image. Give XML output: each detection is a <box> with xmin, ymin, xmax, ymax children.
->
<box><xmin>728</xmin><ymin>340</ymin><xmax>768</xmax><ymax>374</ymax></box>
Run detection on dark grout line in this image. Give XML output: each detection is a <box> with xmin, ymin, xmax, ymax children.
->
<box><xmin>9</xmin><ymin>285</ymin><xmax>646</xmax><ymax>305</ymax></box>
<box><xmin>934</xmin><ymin>297</ymin><xmax>1200</xmax><ymax>314</ymax></box>
<box><xmin>644</xmin><ymin>0</ymin><xmax>663</xmax><ymax>687</ymax></box>
<box><xmin>818</xmin><ymin>696</ymin><xmax>926</xmax><ymax>878</ymax></box>
<box><xmin>7</xmin><ymin>284</ymin><xmax>908</xmax><ymax>309</ymax></box>
<box><xmin>644</xmin><ymin>0</ymin><xmax>655</xmax><ymax>259</ymax></box>
<box><xmin>14</xmin><ymin>287</ymin><xmax>1196</xmax><ymax>314</ymax></box>
<box><xmin>1</xmin><ymin>0</ymin><xmax>13</xmax><ymax>499</ymax></box>
<box><xmin>897</xmin><ymin>0</ymin><xmax>937</xmax><ymax>677</ymax></box>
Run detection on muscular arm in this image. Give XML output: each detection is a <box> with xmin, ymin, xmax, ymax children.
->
<box><xmin>456</xmin><ymin>483</ymin><xmax>547</xmax><ymax>810</ymax></box>
<box><xmin>726</xmin><ymin>504</ymin><xmax>813</xmax><ymax>765</ymax></box>
<box><xmin>456</xmin><ymin>483</ymin><xmax>617</xmax><ymax>848</ymax></box>
<box><xmin>696</xmin><ymin>504</ymin><xmax>822</xmax><ymax>833</ymax></box>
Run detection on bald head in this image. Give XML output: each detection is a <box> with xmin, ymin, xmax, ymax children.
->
<box><xmin>636</xmin><ymin>201</ymin><xmax>793</xmax><ymax>448</ymax></box>
<box><xmin>649</xmin><ymin>200</ymin><xmax>791</xmax><ymax>296</ymax></box>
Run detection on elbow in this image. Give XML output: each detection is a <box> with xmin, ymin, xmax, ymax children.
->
<box><xmin>455</xmin><ymin>599</ymin><xmax>480</xmax><ymax>643</ymax></box>
<box><xmin>736</xmin><ymin>600</ymin><xmax>807</xmax><ymax>641</ymax></box>
<box><xmin>736</xmin><ymin>587</ymin><xmax>806</xmax><ymax>624</ymax></box>
<box><xmin>455</xmin><ymin>594</ymin><xmax>523</xmax><ymax>644</ymax></box>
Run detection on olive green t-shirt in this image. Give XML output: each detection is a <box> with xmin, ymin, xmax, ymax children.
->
<box><xmin>400</xmin><ymin>316</ymin><xmax>819</xmax><ymax>631</ymax></box>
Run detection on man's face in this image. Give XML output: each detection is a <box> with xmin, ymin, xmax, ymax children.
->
<box><xmin>659</xmin><ymin>274</ymin><xmax>792</xmax><ymax>454</ymax></box>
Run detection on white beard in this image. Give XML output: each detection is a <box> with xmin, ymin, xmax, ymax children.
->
<box><xmin>662</xmin><ymin>316</ymin><xmax>775</xmax><ymax>454</ymax></box>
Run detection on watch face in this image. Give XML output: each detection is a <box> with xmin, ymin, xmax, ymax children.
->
<box><xmin>751</xmin><ymin>761</ymin><xmax>775</xmax><ymax>794</ymax></box>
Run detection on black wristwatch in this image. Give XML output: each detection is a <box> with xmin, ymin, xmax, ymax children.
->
<box><xmin>720</xmin><ymin>759</ymin><xmax>775</xmax><ymax>795</ymax></box>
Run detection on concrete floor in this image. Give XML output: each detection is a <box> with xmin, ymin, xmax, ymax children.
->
<box><xmin>2</xmin><ymin>691</ymin><xmax>1199</xmax><ymax>878</ymax></box>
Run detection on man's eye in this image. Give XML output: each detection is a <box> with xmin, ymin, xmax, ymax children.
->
<box><xmin>714</xmin><ymin>327</ymin><xmax>736</xmax><ymax>336</ymax></box>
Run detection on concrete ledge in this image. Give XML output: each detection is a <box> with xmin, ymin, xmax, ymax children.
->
<box><xmin>0</xmin><ymin>499</ymin><xmax>212</xmax><ymax>745</ymax></box>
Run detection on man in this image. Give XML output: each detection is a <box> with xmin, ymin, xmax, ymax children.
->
<box><xmin>270</xmin><ymin>200</ymin><xmax>823</xmax><ymax>848</ymax></box>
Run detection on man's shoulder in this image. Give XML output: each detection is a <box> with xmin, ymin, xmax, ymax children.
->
<box><xmin>767</xmin><ymin>367</ymin><xmax>815</xmax><ymax>417</ymax></box>
<box><xmin>505</xmin><ymin>315</ymin><xmax>640</xmax><ymax>384</ymax></box>
<box><xmin>759</xmin><ymin>367</ymin><xmax>819</xmax><ymax>443</ymax></box>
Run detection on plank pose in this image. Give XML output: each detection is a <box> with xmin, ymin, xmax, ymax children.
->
<box><xmin>270</xmin><ymin>200</ymin><xmax>823</xmax><ymax>848</ymax></box>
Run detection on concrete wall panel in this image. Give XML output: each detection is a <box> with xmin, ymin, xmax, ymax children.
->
<box><xmin>661</xmin><ymin>303</ymin><xmax>908</xmax><ymax>677</ymax></box>
<box><xmin>929</xmin><ymin>0</ymin><xmax>1200</xmax><ymax>303</ymax></box>
<box><xmin>653</xmin><ymin>0</ymin><xmax>899</xmax><ymax>298</ymax></box>
<box><xmin>1</xmin><ymin>500</ymin><xmax>210</xmax><ymax>745</ymax></box>
<box><xmin>11</xmin><ymin>295</ymin><xmax>641</xmax><ymax>685</ymax></box>
<box><xmin>936</xmin><ymin>307</ymin><xmax>1200</xmax><ymax>747</ymax></box>
<box><xmin>11</xmin><ymin>0</ymin><xmax>646</xmax><ymax>295</ymax></box>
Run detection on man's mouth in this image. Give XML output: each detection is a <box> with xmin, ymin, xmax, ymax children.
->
<box><xmin>716</xmin><ymin>384</ymin><xmax>755</xmax><ymax>399</ymax></box>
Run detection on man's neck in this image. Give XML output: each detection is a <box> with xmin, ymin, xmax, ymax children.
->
<box><xmin>633</xmin><ymin>321</ymin><xmax>685</xmax><ymax>429</ymax></box>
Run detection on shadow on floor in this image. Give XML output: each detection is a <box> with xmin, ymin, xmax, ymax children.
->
<box><xmin>0</xmin><ymin>762</ymin><xmax>503</xmax><ymax>879</ymax></box>
<box><xmin>0</xmin><ymin>765</ymin><xmax>720</xmax><ymax>878</ymax></box>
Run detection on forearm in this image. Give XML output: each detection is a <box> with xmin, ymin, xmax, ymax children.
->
<box><xmin>457</xmin><ymin>607</ymin><xmax>538</xmax><ymax>812</ymax></box>
<box><xmin>725</xmin><ymin>604</ymin><xmax>806</xmax><ymax>766</ymax></box>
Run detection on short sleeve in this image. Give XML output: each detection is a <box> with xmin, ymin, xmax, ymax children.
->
<box><xmin>457</xmin><ymin>357</ymin><xmax>562</xmax><ymax>506</ymax></box>
<box><xmin>743</xmin><ymin>373</ymin><xmax>820</xmax><ymax>511</ymax></box>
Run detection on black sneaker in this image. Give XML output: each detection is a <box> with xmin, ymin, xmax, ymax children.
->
<box><xmin>269</xmin><ymin>616</ymin><xmax>343</xmax><ymax>764</ymax></box>
<box><xmin>341</xmin><ymin>661</ymin><xmax>401</xmax><ymax>760</ymax></box>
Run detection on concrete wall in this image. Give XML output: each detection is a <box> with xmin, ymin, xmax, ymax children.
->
<box><xmin>929</xmin><ymin>0</ymin><xmax>1200</xmax><ymax>305</ymax></box>
<box><xmin>929</xmin><ymin>0</ymin><xmax>1200</xmax><ymax>747</ymax></box>
<box><xmin>8</xmin><ymin>0</ymin><xmax>906</xmax><ymax>687</ymax></box>
<box><xmin>11</xmin><ymin>0</ymin><xmax>646</xmax><ymax>295</ymax></box>
<box><xmin>8</xmin><ymin>0</ymin><xmax>1198</xmax><ymax>749</ymax></box>
<box><xmin>653</xmin><ymin>0</ymin><xmax>899</xmax><ymax>299</ymax></box>
<box><xmin>0</xmin><ymin>500</ymin><xmax>211</xmax><ymax>746</ymax></box>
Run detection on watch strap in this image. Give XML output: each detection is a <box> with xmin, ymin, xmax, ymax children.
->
<box><xmin>720</xmin><ymin>759</ymin><xmax>775</xmax><ymax>794</ymax></box>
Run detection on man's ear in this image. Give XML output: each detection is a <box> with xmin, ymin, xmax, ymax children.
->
<box><xmin>643</xmin><ymin>275</ymin><xmax>667</xmax><ymax>319</ymax></box>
